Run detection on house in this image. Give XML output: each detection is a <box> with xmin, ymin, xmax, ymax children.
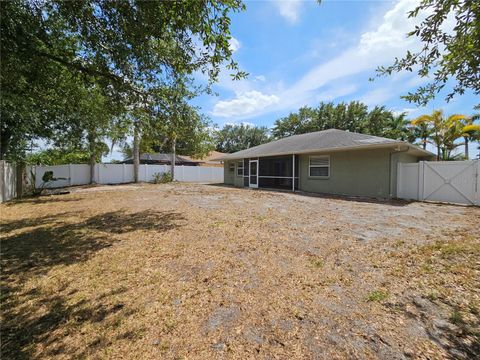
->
<box><xmin>216</xmin><ymin>129</ymin><xmax>434</xmax><ymax>199</ymax></box>
<box><xmin>180</xmin><ymin>151</ymin><xmax>226</xmax><ymax>167</ymax></box>
<box><xmin>121</xmin><ymin>153</ymin><xmax>200</xmax><ymax>166</ymax></box>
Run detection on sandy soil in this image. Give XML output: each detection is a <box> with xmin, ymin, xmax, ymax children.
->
<box><xmin>1</xmin><ymin>183</ymin><xmax>479</xmax><ymax>359</ymax></box>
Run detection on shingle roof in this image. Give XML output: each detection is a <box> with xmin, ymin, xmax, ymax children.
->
<box><xmin>180</xmin><ymin>151</ymin><xmax>226</xmax><ymax>163</ymax></box>
<box><xmin>215</xmin><ymin>129</ymin><xmax>433</xmax><ymax>160</ymax></box>
<box><xmin>139</xmin><ymin>153</ymin><xmax>193</xmax><ymax>163</ymax></box>
<box><xmin>122</xmin><ymin>153</ymin><xmax>198</xmax><ymax>163</ymax></box>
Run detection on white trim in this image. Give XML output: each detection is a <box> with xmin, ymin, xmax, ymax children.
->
<box><xmin>249</xmin><ymin>160</ymin><xmax>259</xmax><ymax>188</ymax></box>
<box><xmin>309</xmin><ymin>155</ymin><xmax>330</xmax><ymax>178</ymax></box>
<box><xmin>236</xmin><ymin>160</ymin><xmax>244</xmax><ymax>177</ymax></box>
<box><xmin>292</xmin><ymin>154</ymin><xmax>295</xmax><ymax>191</ymax></box>
<box><xmin>258</xmin><ymin>176</ymin><xmax>299</xmax><ymax>179</ymax></box>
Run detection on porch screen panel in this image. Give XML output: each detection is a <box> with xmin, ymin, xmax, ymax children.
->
<box><xmin>259</xmin><ymin>177</ymin><xmax>298</xmax><ymax>190</ymax></box>
<box><xmin>243</xmin><ymin>158</ymin><xmax>249</xmax><ymax>186</ymax></box>
<box><xmin>259</xmin><ymin>156</ymin><xmax>293</xmax><ymax>177</ymax></box>
<box><xmin>258</xmin><ymin>155</ymin><xmax>299</xmax><ymax>190</ymax></box>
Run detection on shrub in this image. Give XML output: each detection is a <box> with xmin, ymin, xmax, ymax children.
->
<box><xmin>152</xmin><ymin>172</ymin><xmax>173</xmax><ymax>184</ymax></box>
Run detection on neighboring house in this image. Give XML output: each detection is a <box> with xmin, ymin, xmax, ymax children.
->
<box><xmin>181</xmin><ymin>151</ymin><xmax>226</xmax><ymax>167</ymax></box>
<box><xmin>121</xmin><ymin>153</ymin><xmax>200</xmax><ymax>166</ymax></box>
<box><xmin>216</xmin><ymin>129</ymin><xmax>435</xmax><ymax>199</ymax></box>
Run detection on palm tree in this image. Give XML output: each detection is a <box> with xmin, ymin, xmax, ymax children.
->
<box><xmin>411</xmin><ymin>110</ymin><xmax>468</xmax><ymax>160</ymax></box>
<box><xmin>412</xmin><ymin>122</ymin><xmax>431</xmax><ymax>150</ymax></box>
<box><xmin>461</xmin><ymin>114</ymin><xmax>480</xmax><ymax>159</ymax></box>
<box><xmin>383</xmin><ymin>112</ymin><xmax>411</xmax><ymax>140</ymax></box>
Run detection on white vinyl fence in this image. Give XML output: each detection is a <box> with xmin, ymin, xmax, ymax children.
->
<box><xmin>0</xmin><ymin>161</ymin><xmax>17</xmax><ymax>203</ymax></box>
<box><xmin>397</xmin><ymin>160</ymin><xmax>479</xmax><ymax>206</ymax></box>
<box><xmin>29</xmin><ymin>163</ymin><xmax>224</xmax><ymax>189</ymax></box>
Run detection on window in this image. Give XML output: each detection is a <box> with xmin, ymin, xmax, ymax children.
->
<box><xmin>309</xmin><ymin>156</ymin><xmax>330</xmax><ymax>178</ymax></box>
<box><xmin>229</xmin><ymin>162</ymin><xmax>235</xmax><ymax>172</ymax></box>
<box><xmin>236</xmin><ymin>161</ymin><xmax>244</xmax><ymax>176</ymax></box>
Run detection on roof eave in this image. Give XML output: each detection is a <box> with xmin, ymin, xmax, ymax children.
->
<box><xmin>217</xmin><ymin>142</ymin><xmax>435</xmax><ymax>160</ymax></box>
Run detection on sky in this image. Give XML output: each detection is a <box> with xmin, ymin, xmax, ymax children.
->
<box><xmin>109</xmin><ymin>0</ymin><xmax>478</xmax><ymax>160</ymax></box>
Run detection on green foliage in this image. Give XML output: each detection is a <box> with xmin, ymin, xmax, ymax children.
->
<box><xmin>117</xmin><ymin>76</ymin><xmax>215</xmax><ymax>163</ymax></box>
<box><xmin>25</xmin><ymin>147</ymin><xmax>107</xmax><ymax>166</ymax></box>
<box><xmin>309</xmin><ymin>258</ymin><xmax>324</xmax><ymax>269</ymax></box>
<box><xmin>214</xmin><ymin>124</ymin><xmax>271</xmax><ymax>153</ymax></box>
<box><xmin>1</xmin><ymin>0</ymin><xmax>245</xmax><ymax>160</ymax></box>
<box><xmin>365</xmin><ymin>290</ymin><xmax>389</xmax><ymax>302</ymax></box>
<box><xmin>152</xmin><ymin>172</ymin><xmax>173</xmax><ymax>184</ymax></box>
<box><xmin>449</xmin><ymin>310</ymin><xmax>464</xmax><ymax>326</ymax></box>
<box><xmin>26</xmin><ymin>150</ymin><xmax>88</xmax><ymax>166</ymax></box>
<box><xmin>411</xmin><ymin>110</ymin><xmax>479</xmax><ymax>160</ymax></box>
<box><xmin>272</xmin><ymin>101</ymin><xmax>411</xmax><ymax>140</ymax></box>
<box><xmin>376</xmin><ymin>0</ymin><xmax>480</xmax><ymax>107</ymax></box>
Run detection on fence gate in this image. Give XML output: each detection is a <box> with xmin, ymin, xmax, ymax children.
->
<box><xmin>397</xmin><ymin>160</ymin><xmax>479</xmax><ymax>206</ymax></box>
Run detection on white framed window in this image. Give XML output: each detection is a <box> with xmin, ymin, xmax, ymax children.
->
<box><xmin>309</xmin><ymin>155</ymin><xmax>330</xmax><ymax>178</ymax></box>
<box><xmin>236</xmin><ymin>161</ymin><xmax>244</xmax><ymax>176</ymax></box>
<box><xmin>228</xmin><ymin>162</ymin><xmax>235</xmax><ymax>172</ymax></box>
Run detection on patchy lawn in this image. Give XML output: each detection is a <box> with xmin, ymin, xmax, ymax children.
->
<box><xmin>1</xmin><ymin>183</ymin><xmax>479</xmax><ymax>359</ymax></box>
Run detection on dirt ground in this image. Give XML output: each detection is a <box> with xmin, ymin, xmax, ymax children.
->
<box><xmin>1</xmin><ymin>183</ymin><xmax>479</xmax><ymax>359</ymax></box>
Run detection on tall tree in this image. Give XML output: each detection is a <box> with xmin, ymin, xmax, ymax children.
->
<box><xmin>1</xmin><ymin>0</ymin><xmax>246</xmax><ymax>160</ymax></box>
<box><xmin>214</xmin><ymin>124</ymin><xmax>271</xmax><ymax>153</ymax></box>
<box><xmin>460</xmin><ymin>116</ymin><xmax>480</xmax><ymax>159</ymax></box>
<box><xmin>377</xmin><ymin>0</ymin><xmax>480</xmax><ymax>107</ymax></box>
<box><xmin>411</xmin><ymin>110</ymin><xmax>470</xmax><ymax>160</ymax></box>
<box><xmin>272</xmin><ymin>101</ymin><xmax>410</xmax><ymax>140</ymax></box>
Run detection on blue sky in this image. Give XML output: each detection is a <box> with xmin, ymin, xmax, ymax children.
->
<box><xmin>109</xmin><ymin>0</ymin><xmax>478</xmax><ymax>160</ymax></box>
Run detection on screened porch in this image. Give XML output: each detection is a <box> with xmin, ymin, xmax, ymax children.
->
<box><xmin>239</xmin><ymin>155</ymin><xmax>299</xmax><ymax>190</ymax></box>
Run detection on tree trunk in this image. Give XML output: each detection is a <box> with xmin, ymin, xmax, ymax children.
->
<box><xmin>88</xmin><ymin>131</ymin><xmax>96</xmax><ymax>184</ymax></box>
<box><xmin>133</xmin><ymin>125</ymin><xmax>140</xmax><ymax>183</ymax></box>
<box><xmin>170</xmin><ymin>136</ymin><xmax>176</xmax><ymax>180</ymax></box>
<box><xmin>89</xmin><ymin>154</ymin><xmax>96</xmax><ymax>184</ymax></box>
<box><xmin>0</xmin><ymin>129</ymin><xmax>11</xmax><ymax>160</ymax></box>
<box><xmin>464</xmin><ymin>137</ymin><xmax>469</xmax><ymax>160</ymax></box>
<box><xmin>422</xmin><ymin>136</ymin><xmax>427</xmax><ymax>150</ymax></box>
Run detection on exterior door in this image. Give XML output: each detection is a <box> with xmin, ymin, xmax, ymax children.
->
<box><xmin>249</xmin><ymin>160</ymin><xmax>258</xmax><ymax>188</ymax></box>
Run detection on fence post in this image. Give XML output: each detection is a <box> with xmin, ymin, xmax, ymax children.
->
<box><xmin>475</xmin><ymin>160</ymin><xmax>479</xmax><ymax>206</ymax></box>
<box><xmin>0</xmin><ymin>161</ymin><xmax>5</xmax><ymax>203</ymax></box>
<box><xmin>98</xmin><ymin>164</ymin><xmax>102</xmax><ymax>184</ymax></box>
<box><xmin>396</xmin><ymin>162</ymin><xmax>402</xmax><ymax>199</ymax></box>
<box><xmin>69</xmin><ymin>164</ymin><xmax>73</xmax><ymax>186</ymax></box>
<box><xmin>145</xmin><ymin>164</ymin><xmax>148</xmax><ymax>182</ymax></box>
<box><xmin>418</xmin><ymin>161</ymin><xmax>425</xmax><ymax>201</ymax></box>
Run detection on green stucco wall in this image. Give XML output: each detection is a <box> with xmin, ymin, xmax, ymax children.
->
<box><xmin>224</xmin><ymin>148</ymin><xmax>427</xmax><ymax>198</ymax></box>
<box><xmin>224</xmin><ymin>160</ymin><xmax>235</xmax><ymax>185</ymax></box>
<box><xmin>298</xmin><ymin>149</ymin><xmax>392</xmax><ymax>198</ymax></box>
<box><xmin>224</xmin><ymin>160</ymin><xmax>244</xmax><ymax>187</ymax></box>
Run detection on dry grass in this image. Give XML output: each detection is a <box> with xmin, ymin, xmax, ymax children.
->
<box><xmin>1</xmin><ymin>183</ymin><xmax>479</xmax><ymax>359</ymax></box>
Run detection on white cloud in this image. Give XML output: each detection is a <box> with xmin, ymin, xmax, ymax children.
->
<box><xmin>290</xmin><ymin>0</ymin><xmax>421</xmax><ymax>97</ymax></box>
<box><xmin>212</xmin><ymin>91</ymin><xmax>279</xmax><ymax>117</ymax></box>
<box><xmin>392</xmin><ymin>108</ymin><xmax>419</xmax><ymax>116</ymax></box>
<box><xmin>274</xmin><ymin>0</ymin><xmax>304</xmax><ymax>24</ymax></box>
<box><xmin>228</xmin><ymin>37</ymin><xmax>241</xmax><ymax>53</ymax></box>
<box><xmin>255</xmin><ymin>75</ymin><xmax>266</xmax><ymax>82</ymax></box>
<box><xmin>211</xmin><ymin>0</ymin><xmax>427</xmax><ymax>120</ymax></box>
<box><xmin>314</xmin><ymin>84</ymin><xmax>358</xmax><ymax>103</ymax></box>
